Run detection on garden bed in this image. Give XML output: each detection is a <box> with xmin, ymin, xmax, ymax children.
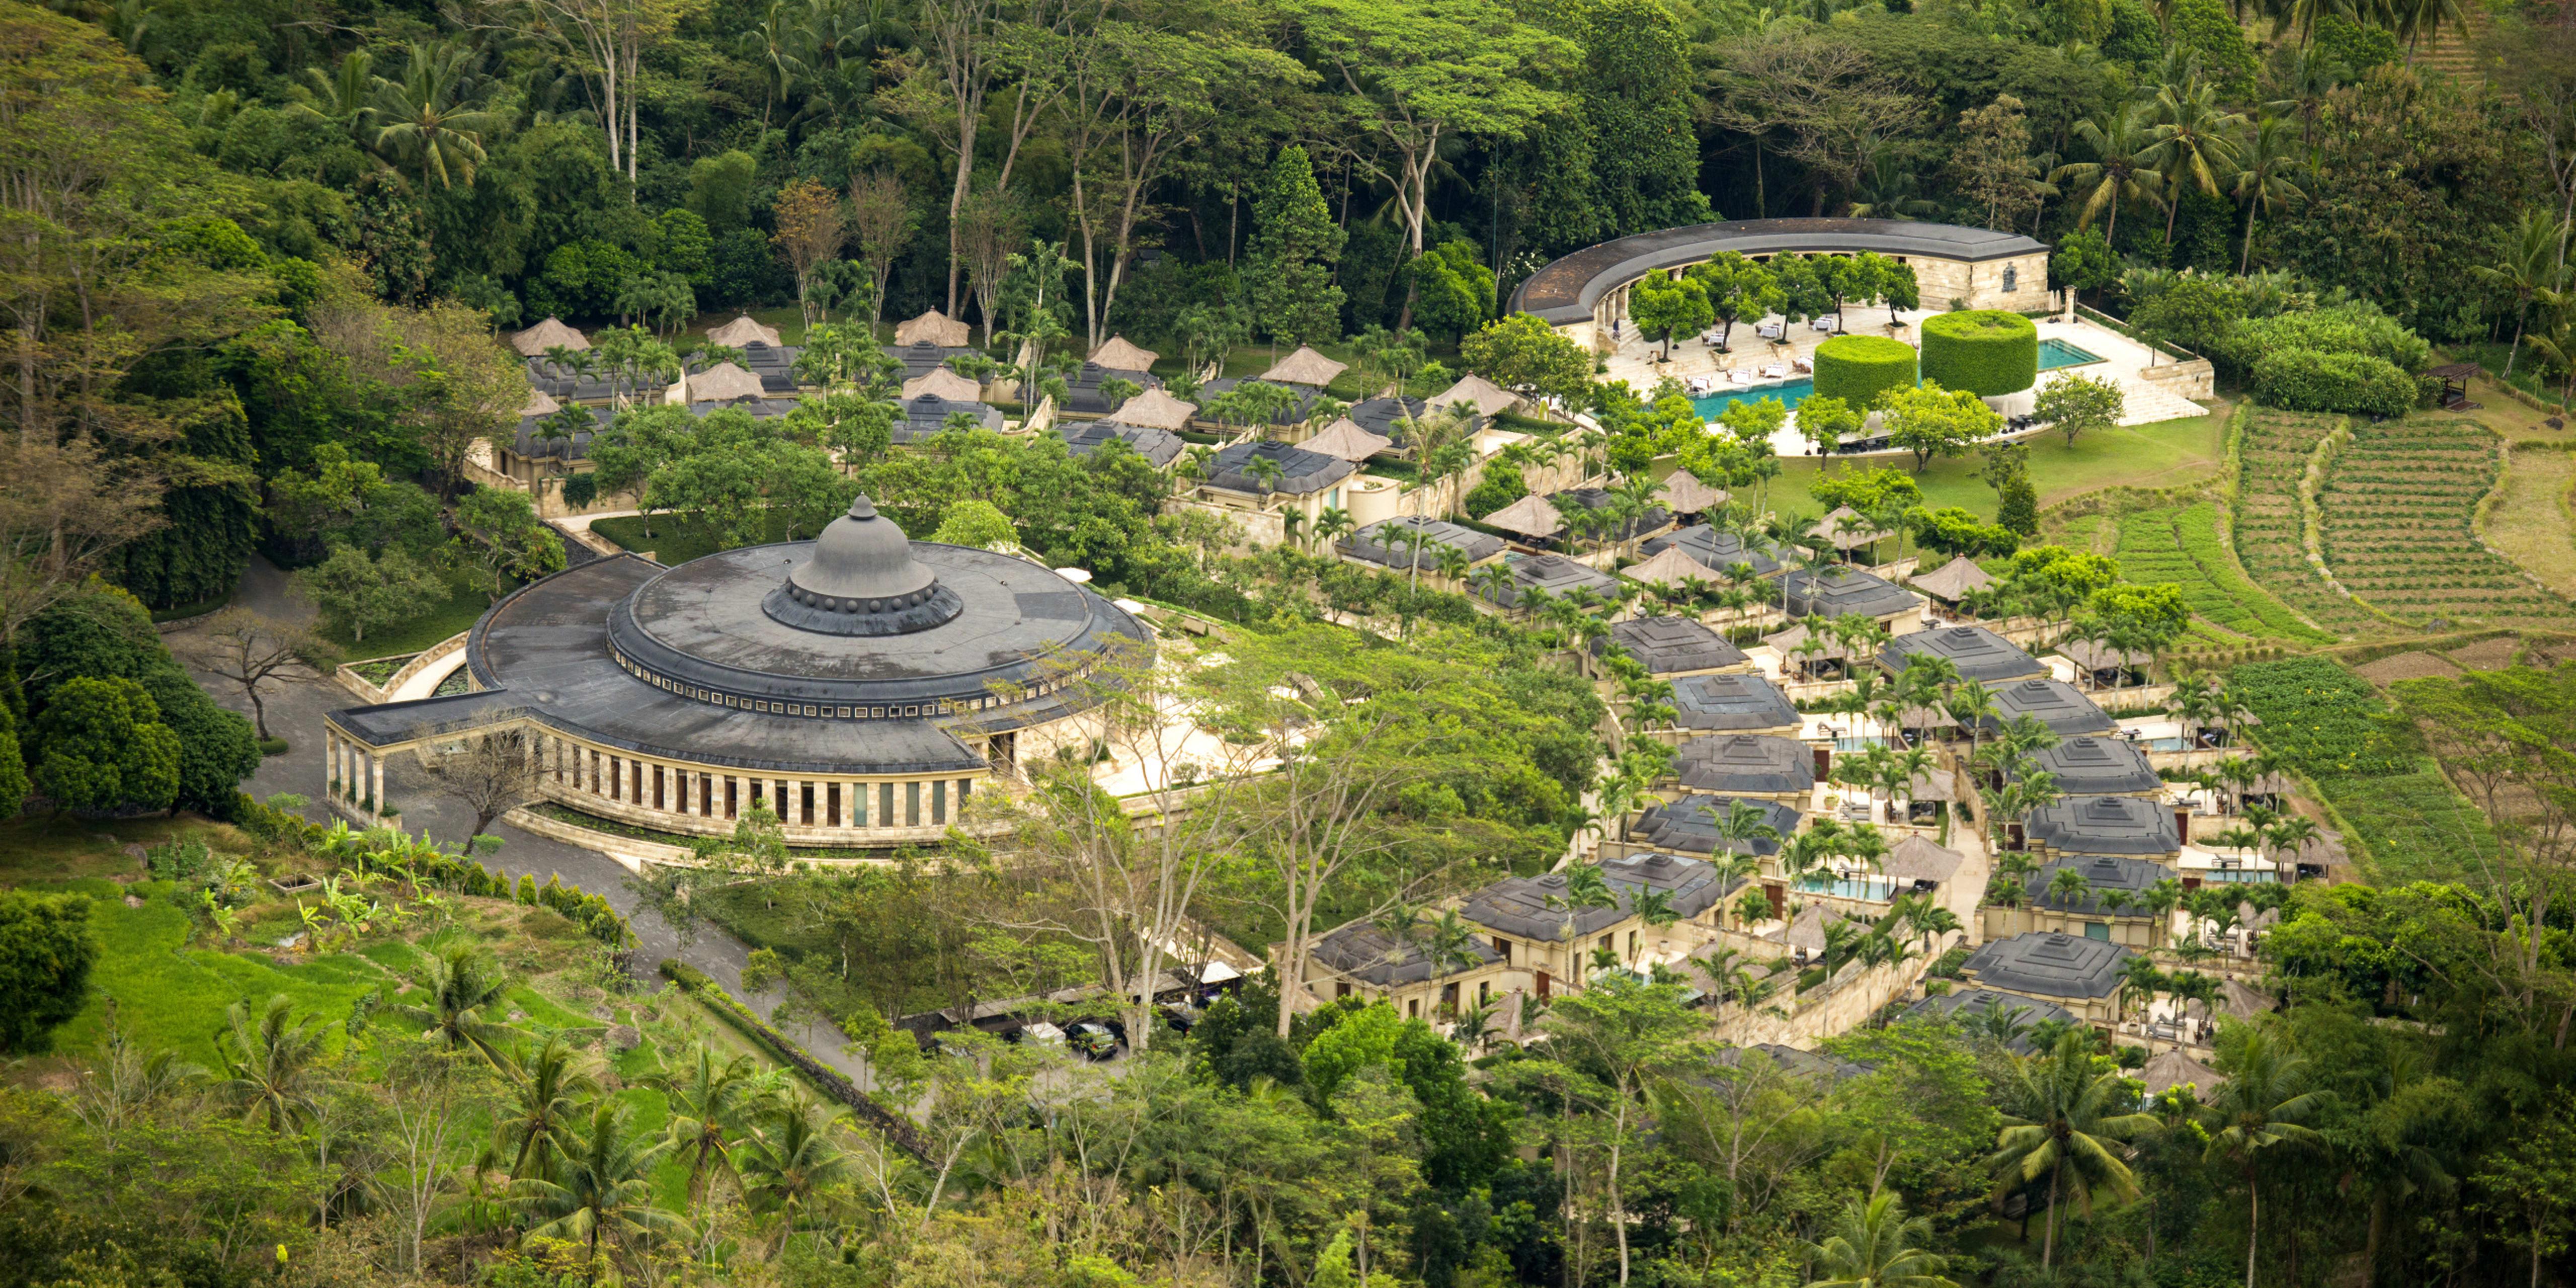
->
<box><xmin>2317</xmin><ymin>416</ymin><xmax>2576</xmax><ymax>628</ymax></box>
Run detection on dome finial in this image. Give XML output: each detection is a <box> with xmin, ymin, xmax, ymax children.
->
<box><xmin>848</xmin><ymin>494</ymin><xmax>878</xmax><ymax>520</ymax></box>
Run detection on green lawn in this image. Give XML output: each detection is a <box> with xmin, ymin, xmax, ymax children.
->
<box><xmin>0</xmin><ymin>814</ymin><xmax>255</xmax><ymax>885</ymax></box>
<box><xmin>328</xmin><ymin>567</ymin><xmax>493</xmax><ymax>659</ymax></box>
<box><xmin>591</xmin><ymin>512</ymin><xmax>797</xmax><ymax>566</ymax></box>
<box><xmin>1777</xmin><ymin>399</ymin><xmax>2232</xmax><ymax>521</ymax></box>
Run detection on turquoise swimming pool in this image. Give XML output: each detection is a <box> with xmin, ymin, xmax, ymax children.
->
<box><xmin>1686</xmin><ymin>336</ymin><xmax>2107</xmax><ymax>421</ymax></box>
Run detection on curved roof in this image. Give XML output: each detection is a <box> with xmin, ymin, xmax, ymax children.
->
<box><xmin>1509</xmin><ymin>218</ymin><xmax>2051</xmax><ymax>326</ymax></box>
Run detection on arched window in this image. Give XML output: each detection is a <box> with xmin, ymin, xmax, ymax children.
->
<box><xmin>2002</xmin><ymin>265</ymin><xmax>2019</xmax><ymax>292</ymax></box>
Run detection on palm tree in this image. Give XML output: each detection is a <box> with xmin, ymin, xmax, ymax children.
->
<box><xmin>1707</xmin><ymin>798</ymin><xmax>1786</xmax><ymax>862</ymax></box>
<box><xmin>389</xmin><ymin>945</ymin><xmax>519</xmax><ymax>1070</ymax></box>
<box><xmin>1802</xmin><ymin>1191</ymin><xmax>1956</xmax><ymax>1287</ymax></box>
<box><xmin>650</xmin><ymin>1041</ymin><xmax>769</xmax><ymax>1215</ymax></box>
<box><xmin>216</xmin><ymin>995</ymin><xmax>333</xmax><ymax>1132</ymax></box>
<box><xmin>2202</xmin><ymin>1027</ymin><xmax>2331</xmax><ymax>1288</ymax></box>
<box><xmin>1423</xmin><ymin>910</ymin><xmax>1484</xmax><ymax>976</ymax></box>
<box><xmin>2263</xmin><ymin>816</ymin><xmax>2322</xmax><ymax>885</ymax></box>
<box><xmin>502</xmin><ymin>1033</ymin><xmax>601</xmax><ymax>1181</ymax></box>
<box><xmin>2229</xmin><ymin>115</ymin><xmax>2309</xmax><ymax>275</ymax></box>
<box><xmin>737</xmin><ymin>1089</ymin><xmax>852</xmax><ymax>1256</ymax></box>
<box><xmin>1545</xmin><ymin>864</ymin><xmax>1620</xmax><ymax>981</ymax></box>
<box><xmin>370</xmin><ymin>42</ymin><xmax>506</xmax><ymax>190</ymax></box>
<box><xmin>1315</xmin><ymin>506</ymin><xmax>1356</xmax><ymax>548</ymax></box>
<box><xmin>1988</xmin><ymin>1030</ymin><xmax>2162</xmax><ymax>1268</ymax></box>
<box><xmin>512</xmin><ymin>1099</ymin><xmax>684</xmax><ymax>1264</ymax></box>
<box><xmin>2472</xmin><ymin>209</ymin><xmax>2573</xmax><ymax>379</ymax></box>
<box><xmin>290</xmin><ymin>50</ymin><xmax>378</xmax><ymax>147</ymax></box>
<box><xmin>2052</xmin><ymin>106</ymin><xmax>2166</xmax><ymax>248</ymax></box>
<box><xmin>2143</xmin><ymin>72</ymin><xmax>2246</xmax><ymax>243</ymax></box>
<box><xmin>2045</xmin><ymin>867</ymin><xmax>2095</xmax><ymax>910</ymax></box>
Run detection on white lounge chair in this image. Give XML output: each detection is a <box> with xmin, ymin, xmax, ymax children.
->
<box><xmin>1763</xmin><ymin>363</ymin><xmax>1790</xmax><ymax>379</ymax></box>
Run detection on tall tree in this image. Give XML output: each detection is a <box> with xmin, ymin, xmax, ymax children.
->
<box><xmin>1245</xmin><ymin>145</ymin><xmax>1347</xmax><ymax>349</ymax></box>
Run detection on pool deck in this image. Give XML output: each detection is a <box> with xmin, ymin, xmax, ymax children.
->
<box><xmin>1598</xmin><ymin>310</ymin><xmax>2208</xmax><ymax>456</ymax></box>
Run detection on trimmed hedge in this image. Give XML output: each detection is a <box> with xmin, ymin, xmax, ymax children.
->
<box><xmin>1812</xmin><ymin>335</ymin><xmax>1917</xmax><ymax>407</ymax></box>
<box><xmin>2251</xmin><ymin>348</ymin><xmax>2417</xmax><ymax>417</ymax></box>
<box><xmin>1919</xmin><ymin>310</ymin><xmax>2038</xmax><ymax>396</ymax></box>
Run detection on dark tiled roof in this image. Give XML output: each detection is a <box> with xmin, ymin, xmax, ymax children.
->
<box><xmin>1478</xmin><ymin>553</ymin><xmax>1619</xmax><ymax>607</ymax></box>
<box><xmin>1640</xmin><ymin>525</ymin><xmax>1786</xmax><ymax>577</ymax></box>
<box><xmin>1963</xmin><ymin>931</ymin><xmax>2132</xmax><ymax>1000</ymax></box>
<box><xmin>2026</xmin><ymin>854</ymin><xmax>2173</xmax><ymax>915</ymax></box>
<box><xmin>1061</xmin><ymin>419</ymin><xmax>1185</xmax><ymax>468</ymax></box>
<box><xmin>895</xmin><ymin>394</ymin><xmax>1004</xmax><ymax>442</ymax></box>
<box><xmin>1199</xmin><ymin>377</ymin><xmax>1323</xmax><ymax>426</ymax></box>
<box><xmin>1714</xmin><ymin>1043</ymin><xmax>1872</xmax><ymax>1082</ymax></box>
<box><xmin>1510</xmin><ymin>218</ymin><xmax>2050</xmax><ymax>326</ymax></box>
<box><xmin>1599</xmin><ymin>850</ymin><xmax>1736</xmax><ymax>921</ymax></box>
<box><xmin>883</xmin><ymin>341</ymin><xmax>976</xmax><ymax>378</ymax></box>
<box><xmin>1341</xmin><ymin>517</ymin><xmax>1505</xmax><ymax>569</ymax></box>
<box><xmin>1904</xmin><ymin>988</ymin><xmax>2078</xmax><ymax>1051</ymax></box>
<box><xmin>1670</xmin><ymin>673</ymin><xmax>1800</xmax><ymax>731</ymax></box>
<box><xmin>1982</xmin><ymin>678</ymin><xmax>2117</xmax><ymax>736</ymax></box>
<box><xmin>1629</xmin><ymin>793</ymin><xmax>1802</xmax><ymax>856</ymax></box>
<box><xmin>510</xmin><ymin>406</ymin><xmax>617</xmax><ymax>461</ymax></box>
<box><xmin>1782</xmin><ymin>567</ymin><xmax>1920</xmax><ymax>620</ymax></box>
<box><xmin>1204</xmin><ymin>440</ymin><xmax>1354</xmax><ymax>496</ymax></box>
<box><xmin>1553</xmin><ymin>488</ymin><xmax>1669</xmax><ymax>540</ymax></box>
<box><xmin>1309</xmin><ymin>919</ymin><xmax>1504</xmax><ymax>986</ymax></box>
<box><xmin>1878</xmin><ymin>625</ymin><xmax>2045</xmax><ymax>683</ymax></box>
<box><xmin>1062</xmin><ymin>361</ymin><xmax>1162</xmax><ymax>414</ymax></box>
<box><xmin>2025</xmin><ymin>795</ymin><xmax>2181</xmax><ymax>856</ymax></box>
<box><xmin>1595</xmin><ymin>616</ymin><xmax>1748</xmax><ymax>674</ymax></box>
<box><xmin>1460</xmin><ymin>871</ymin><xmax>1626</xmax><ymax>942</ymax></box>
<box><xmin>2024</xmin><ymin>736</ymin><xmax>2163</xmax><ymax>795</ymax></box>
<box><xmin>1673</xmin><ymin>735</ymin><xmax>1814</xmax><ymax>794</ymax></box>
<box><xmin>1350</xmin><ymin>395</ymin><xmax>1488</xmax><ymax>446</ymax></box>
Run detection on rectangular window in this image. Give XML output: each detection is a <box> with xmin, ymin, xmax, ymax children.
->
<box><xmin>879</xmin><ymin>782</ymin><xmax>894</xmax><ymax>826</ymax></box>
<box><xmin>906</xmin><ymin>781</ymin><xmax>921</xmax><ymax>827</ymax></box>
<box><xmin>2084</xmin><ymin>921</ymin><xmax>2112</xmax><ymax>941</ymax></box>
<box><xmin>801</xmin><ymin>782</ymin><xmax>815</xmax><ymax>826</ymax></box>
<box><xmin>957</xmin><ymin>779</ymin><xmax>971</xmax><ymax>804</ymax></box>
<box><xmin>654</xmin><ymin>766</ymin><xmax>665</xmax><ymax>811</ymax></box>
<box><xmin>1492</xmin><ymin>936</ymin><xmax>1511</xmax><ymax>964</ymax></box>
<box><xmin>725</xmin><ymin>777</ymin><xmax>738</xmax><ymax>819</ymax></box>
<box><xmin>827</xmin><ymin>783</ymin><xmax>840</xmax><ymax>827</ymax></box>
<box><xmin>838</xmin><ymin>707</ymin><xmax>851</xmax><ymax>718</ymax></box>
<box><xmin>932</xmin><ymin>779</ymin><xmax>946</xmax><ymax>825</ymax></box>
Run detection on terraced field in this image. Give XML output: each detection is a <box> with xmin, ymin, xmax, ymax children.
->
<box><xmin>2318</xmin><ymin>418</ymin><xmax>2576</xmax><ymax>628</ymax></box>
<box><xmin>2233</xmin><ymin>408</ymin><xmax>2383</xmax><ymax>636</ymax></box>
<box><xmin>2112</xmin><ymin>501</ymin><xmax>2333</xmax><ymax>642</ymax></box>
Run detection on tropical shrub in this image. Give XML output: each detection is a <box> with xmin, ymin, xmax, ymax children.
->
<box><xmin>1812</xmin><ymin>335</ymin><xmax>1917</xmax><ymax>406</ymax></box>
<box><xmin>0</xmin><ymin>891</ymin><xmax>98</xmax><ymax>1053</ymax></box>
<box><xmin>1918</xmin><ymin>310</ymin><xmax>2038</xmax><ymax>396</ymax></box>
<box><xmin>2251</xmin><ymin>348</ymin><xmax>2418</xmax><ymax>417</ymax></box>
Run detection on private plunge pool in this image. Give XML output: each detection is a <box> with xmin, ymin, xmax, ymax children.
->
<box><xmin>1793</xmin><ymin>873</ymin><xmax>1905</xmax><ymax>903</ymax></box>
<box><xmin>1687</xmin><ymin>337</ymin><xmax>2107</xmax><ymax>422</ymax></box>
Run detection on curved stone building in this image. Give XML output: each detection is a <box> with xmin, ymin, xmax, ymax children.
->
<box><xmin>323</xmin><ymin>496</ymin><xmax>1151</xmax><ymax>849</ymax></box>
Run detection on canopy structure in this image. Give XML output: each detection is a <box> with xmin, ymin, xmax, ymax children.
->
<box><xmin>687</xmin><ymin>362</ymin><xmax>769</xmax><ymax>404</ymax></box>
<box><xmin>1656</xmin><ymin>471</ymin><xmax>1729</xmax><ymax>515</ymax></box>
<box><xmin>706</xmin><ymin>314</ymin><xmax>785</xmax><ymax>348</ymax></box>
<box><xmin>1428</xmin><ymin>372</ymin><xmax>1518</xmax><ymax>417</ymax></box>
<box><xmin>1110</xmin><ymin>387</ymin><xmax>1197</xmax><ymax>431</ymax></box>
<box><xmin>518</xmin><ymin>388</ymin><xmax>563</xmax><ymax>418</ymax></box>
<box><xmin>1259</xmin><ymin>345</ymin><xmax>1348</xmax><ymax>387</ymax></box>
<box><xmin>1090</xmin><ymin>335</ymin><xmax>1160</xmax><ymax>372</ymax></box>
<box><xmin>2142</xmin><ymin>1048</ymin><xmax>2224</xmax><ymax>1099</ymax></box>
<box><xmin>895</xmin><ymin>309</ymin><xmax>973</xmax><ymax>348</ymax></box>
<box><xmin>1910</xmin><ymin>554</ymin><xmax>1996</xmax><ymax>602</ymax></box>
<box><xmin>513</xmin><ymin>316</ymin><xmax>590</xmax><ymax>356</ymax></box>
<box><xmin>1301</xmin><ymin>417</ymin><xmax>1394</xmax><ymax>461</ymax></box>
<box><xmin>902</xmin><ymin>368</ymin><xmax>982</xmax><ymax>402</ymax></box>
<box><xmin>2222</xmin><ymin>978</ymin><xmax>2277</xmax><ymax>1019</ymax></box>
<box><xmin>1882</xmin><ymin>834</ymin><xmax>1965</xmax><ymax>882</ymax></box>
<box><xmin>1810</xmin><ymin>505</ymin><xmax>1890</xmax><ymax>551</ymax></box>
<box><xmin>1622</xmin><ymin>544</ymin><xmax>1718</xmax><ymax>586</ymax></box>
<box><xmin>1485</xmin><ymin>494</ymin><xmax>1568</xmax><ymax>538</ymax></box>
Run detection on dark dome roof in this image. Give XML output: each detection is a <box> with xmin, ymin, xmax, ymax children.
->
<box><xmin>767</xmin><ymin>495</ymin><xmax>963</xmax><ymax>635</ymax></box>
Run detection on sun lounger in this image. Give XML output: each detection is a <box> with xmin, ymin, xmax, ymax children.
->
<box><xmin>1762</xmin><ymin>363</ymin><xmax>1789</xmax><ymax>379</ymax></box>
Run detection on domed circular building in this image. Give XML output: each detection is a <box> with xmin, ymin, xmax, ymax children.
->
<box><xmin>323</xmin><ymin>497</ymin><xmax>1152</xmax><ymax>848</ymax></box>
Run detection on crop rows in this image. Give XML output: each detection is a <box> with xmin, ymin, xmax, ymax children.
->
<box><xmin>2112</xmin><ymin>501</ymin><xmax>2332</xmax><ymax>642</ymax></box>
<box><xmin>2232</xmin><ymin>409</ymin><xmax>2380</xmax><ymax>635</ymax></box>
<box><xmin>2317</xmin><ymin>418</ymin><xmax>2576</xmax><ymax>627</ymax></box>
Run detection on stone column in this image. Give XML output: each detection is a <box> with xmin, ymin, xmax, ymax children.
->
<box><xmin>371</xmin><ymin>754</ymin><xmax>385</xmax><ymax>823</ymax></box>
<box><xmin>325</xmin><ymin>730</ymin><xmax>339</xmax><ymax>798</ymax></box>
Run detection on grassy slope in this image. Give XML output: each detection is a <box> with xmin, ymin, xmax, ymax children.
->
<box><xmin>1773</xmin><ymin>399</ymin><xmax>2231</xmax><ymax>521</ymax></box>
<box><xmin>326</xmin><ymin>567</ymin><xmax>493</xmax><ymax>661</ymax></box>
<box><xmin>2485</xmin><ymin>445</ymin><xmax>2576</xmax><ymax>600</ymax></box>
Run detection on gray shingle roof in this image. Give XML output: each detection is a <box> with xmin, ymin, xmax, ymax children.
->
<box><xmin>1981</xmin><ymin>678</ymin><xmax>2118</xmax><ymax>736</ymax></box>
<box><xmin>1552</xmin><ymin>488</ymin><xmax>1670</xmax><ymax>540</ymax></box>
<box><xmin>2024</xmin><ymin>736</ymin><xmax>2163</xmax><ymax>795</ymax></box>
<box><xmin>1199</xmin><ymin>377</ymin><xmax>1323</xmax><ymax>427</ymax></box>
<box><xmin>1595</xmin><ymin>616</ymin><xmax>1748</xmax><ymax>675</ymax></box>
<box><xmin>1878</xmin><ymin>625</ymin><xmax>2045</xmax><ymax>683</ymax></box>
<box><xmin>1599</xmin><ymin>850</ymin><xmax>1736</xmax><ymax>921</ymax></box>
<box><xmin>1629</xmin><ymin>793</ymin><xmax>1803</xmax><ymax>856</ymax></box>
<box><xmin>1639</xmin><ymin>525</ymin><xmax>1787</xmax><ymax>577</ymax></box>
<box><xmin>1478</xmin><ymin>553</ymin><xmax>1619</xmax><ymax>607</ymax></box>
<box><xmin>1670</xmin><ymin>673</ymin><xmax>1800</xmax><ymax>731</ymax></box>
<box><xmin>1963</xmin><ymin>931</ymin><xmax>2133</xmax><ymax>1000</ymax></box>
<box><xmin>1063</xmin><ymin>361</ymin><xmax>1163</xmax><ymax>414</ymax></box>
<box><xmin>1673</xmin><ymin>735</ymin><xmax>1814</xmax><ymax>794</ymax></box>
<box><xmin>1309</xmin><ymin>919</ymin><xmax>1504</xmax><ymax>986</ymax></box>
<box><xmin>1341</xmin><ymin>517</ymin><xmax>1505</xmax><ymax>569</ymax></box>
<box><xmin>1904</xmin><ymin>988</ymin><xmax>2078</xmax><ymax>1051</ymax></box>
<box><xmin>1061</xmin><ymin>418</ymin><xmax>1185</xmax><ymax>468</ymax></box>
<box><xmin>2025</xmin><ymin>795</ymin><xmax>2182</xmax><ymax>856</ymax></box>
<box><xmin>896</xmin><ymin>394</ymin><xmax>1005</xmax><ymax>442</ymax></box>
<box><xmin>2025</xmin><ymin>854</ymin><xmax>2172</xmax><ymax>914</ymax></box>
<box><xmin>1350</xmin><ymin>395</ymin><xmax>1489</xmax><ymax>446</ymax></box>
<box><xmin>1460</xmin><ymin>871</ymin><xmax>1624</xmax><ymax>942</ymax></box>
<box><xmin>1782</xmin><ymin>567</ymin><xmax>1921</xmax><ymax>620</ymax></box>
<box><xmin>1204</xmin><ymin>440</ymin><xmax>1354</xmax><ymax>496</ymax></box>
<box><xmin>1714</xmin><ymin>1043</ymin><xmax>1872</xmax><ymax>1082</ymax></box>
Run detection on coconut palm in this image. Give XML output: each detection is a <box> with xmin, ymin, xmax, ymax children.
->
<box><xmin>2143</xmin><ymin>72</ymin><xmax>2247</xmax><ymax>243</ymax></box>
<box><xmin>1423</xmin><ymin>909</ymin><xmax>1485</xmax><ymax>975</ymax></box>
<box><xmin>290</xmin><ymin>50</ymin><xmax>379</xmax><ymax>147</ymax></box>
<box><xmin>2052</xmin><ymin>106</ymin><xmax>2166</xmax><ymax>248</ymax></box>
<box><xmin>1707</xmin><ymin>798</ymin><xmax>1786</xmax><ymax>860</ymax></box>
<box><xmin>1803</xmin><ymin>1191</ymin><xmax>1955</xmax><ymax>1288</ymax></box>
<box><xmin>388</xmin><ymin>944</ymin><xmax>519</xmax><ymax>1070</ymax></box>
<box><xmin>1242</xmin><ymin>453</ymin><xmax>1285</xmax><ymax>502</ymax></box>
<box><xmin>2471</xmin><ymin>209</ymin><xmax>2573</xmax><ymax>378</ymax></box>
<box><xmin>1988</xmin><ymin>1030</ymin><xmax>2162</xmax><ymax>1268</ymax></box>
<box><xmin>2263</xmin><ymin>816</ymin><xmax>2322</xmax><ymax>885</ymax></box>
<box><xmin>216</xmin><ymin>995</ymin><xmax>334</xmax><ymax>1133</ymax></box>
<box><xmin>2045</xmin><ymin>867</ymin><xmax>2096</xmax><ymax>909</ymax></box>
<box><xmin>502</xmin><ymin>1033</ymin><xmax>602</xmax><ymax>1182</ymax></box>
<box><xmin>512</xmin><ymin>1099</ymin><xmax>685</xmax><ymax>1263</ymax></box>
<box><xmin>2229</xmin><ymin>115</ymin><xmax>2309</xmax><ymax>275</ymax></box>
<box><xmin>650</xmin><ymin>1041</ymin><xmax>771</xmax><ymax>1214</ymax></box>
<box><xmin>737</xmin><ymin>1089</ymin><xmax>852</xmax><ymax>1255</ymax></box>
<box><xmin>370</xmin><ymin>42</ymin><xmax>506</xmax><ymax>190</ymax></box>
<box><xmin>2202</xmin><ymin>1027</ymin><xmax>2331</xmax><ymax>1288</ymax></box>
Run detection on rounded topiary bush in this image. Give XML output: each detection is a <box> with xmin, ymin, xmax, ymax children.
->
<box><xmin>1811</xmin><ymin>335</ymin><xmax>1917</xmax><ymax>407</ymax></box>
<box><xmin>1919</xmin><ymin>309</ymin><xmax>2039</xmax><ymax>396</ymax></box>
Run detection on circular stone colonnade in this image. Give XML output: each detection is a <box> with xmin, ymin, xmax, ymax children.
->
<box><xmin>323</xmin><ymin>496</ymin><xmax>1152</xmax><ymax>851</ymax></box>
<box><xmin>1509</xmin><ymin>217</ymin><xmax>2052</xmax><ymax>354</ymax></box>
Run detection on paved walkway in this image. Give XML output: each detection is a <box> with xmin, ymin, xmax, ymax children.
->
<box><xmin>165</xmin><ymin>560</ymin><xmax>870</xmax><ymax>1082</ymax></box>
